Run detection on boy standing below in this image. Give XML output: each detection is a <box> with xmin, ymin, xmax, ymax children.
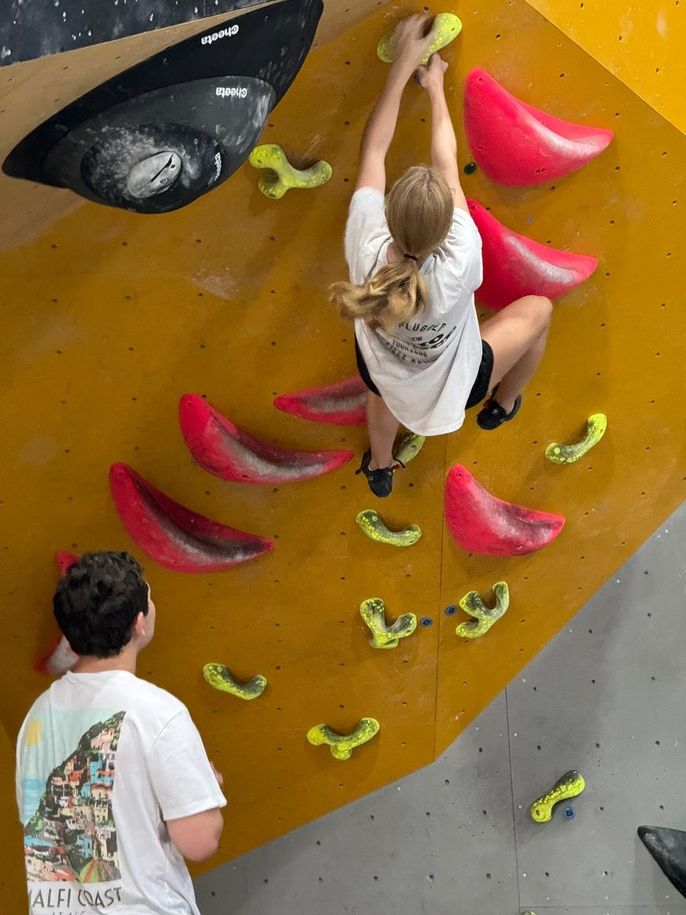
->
<box><xmin>16</xmin><ymin>551</ymin><xmax>225</xmax><ymax>914</ymax></box>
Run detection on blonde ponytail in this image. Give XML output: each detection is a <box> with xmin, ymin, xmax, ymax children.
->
<box><xmin>330</xmin><ymin>258</ymin><xmax>428</xmax><ymax>332</ymax></box>
<box><xmin>334</xmin><ymin>165</ymin><xmax>453</xmax><ymax>332</ymax></box>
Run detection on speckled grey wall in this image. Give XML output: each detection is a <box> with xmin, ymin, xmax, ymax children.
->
<box><xmin>0</xmin><ymin>0</ymin><xmax>269</xmax><ymax>66</ymax></box>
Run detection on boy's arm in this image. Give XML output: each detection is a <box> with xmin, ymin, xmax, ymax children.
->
<box><xmin>418</xmin><ymin>55</ymin><xmax>468</xmax><ymax>211</ymax></box>
<box><xmin>356</xmin><ymin>15</ymin><xmax>436</xmax><ymax>192</ymax></box>
<box><xmin>149</xmin><ymin>709</ymin><xmax>226</xmax><ymax>862</ymax></box>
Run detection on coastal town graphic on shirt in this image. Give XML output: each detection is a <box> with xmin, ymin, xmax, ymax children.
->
<box><xmin>20</xmin><ymin>711</ymin><xmax>126</xmax><ymax>911</ymax></box>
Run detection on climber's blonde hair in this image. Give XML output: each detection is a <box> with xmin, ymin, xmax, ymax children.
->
<box><xmin>331</xmin><ymin>166</ymin><xmax>454</xmax><ymax>332</ymax></box>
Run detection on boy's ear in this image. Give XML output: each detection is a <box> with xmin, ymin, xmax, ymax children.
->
<box><xmin>132</xmin><ymin>611</ymin><xmax>147</xmax><ymax>638</ymax></box>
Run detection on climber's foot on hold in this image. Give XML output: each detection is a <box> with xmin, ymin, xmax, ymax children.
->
<box><xmin>356</xmin><ymin>450</ymin><xmax>404</xmax><ymax>498</ymax></box>
<box><xmin>477</xmin><ymin>390</ymin><xmax>522</xmax><ymax>431</ymax></box>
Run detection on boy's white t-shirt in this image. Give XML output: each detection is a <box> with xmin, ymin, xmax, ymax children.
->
<box><xmin>16</xmin><ymin>670</ymin><xmax>227</xmax><ymax>915</ymax></box>
<box><xmin>345</xmin><ymin>187</ymin><xmax>484</xmax><ymax>435</ymax></box>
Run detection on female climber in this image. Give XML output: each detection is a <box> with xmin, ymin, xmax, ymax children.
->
<box><xmin>331</xmin><ymin>15</ymin><xmax>552</xmax><ymax>497</ymax></box>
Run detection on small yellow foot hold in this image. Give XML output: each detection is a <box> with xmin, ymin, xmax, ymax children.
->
<box><xmin>377</xmin><ymin>13</ymin><xmax>463</xmax><ymax>65</ymax></box>
<box><xmin>530</xmin><ymin>770</ymin><xmax>586</xmax><ymax>823</ymax></box>
<box><xmin>359</xmin><ymin>597</ymin><xmax>418</xmax><ymax>649</ymax></box>
<box><xmin>394</xmin><ymin>431</ymin><xmax>426</xmax><ymax>466</ymax></box>
<box><xmin>545</xmin><ymin>413</ymin><xmax>607</xmax><ymax>464</ymax></box>
<box><xmin>356</xmin><ymin>510</ymin><xmax>422</xmax><ymax>547</ymax></box>
<box><xmin>248</xmin><ymin>144</ymin><xmax>332</xmax><ymax>199</ymax></box>
<box><xmin>456</xmin><ymin>581</ymin><xmax>509</xmax><ymax>639</ymax></box>
<box><xmin>307</xmin><ymin>718</ymin><xmax>380</xmax><ymax>760</ymax></box>
<box><xmin>203</xmin><ymin>663</ymin><xmax>268</xmax><ymax>700</ymax></box>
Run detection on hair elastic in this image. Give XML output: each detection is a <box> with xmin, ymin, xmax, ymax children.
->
<box><xmin>403</xmin><ymin>253</ymin><xmax>418</xmax><ymax>261</ymax></box>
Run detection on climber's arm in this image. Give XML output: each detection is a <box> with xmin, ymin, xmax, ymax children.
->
<box><xmin>356</xmin><ymin>16</ymin><xmax>435</xmax><ymax>191</ymax></box>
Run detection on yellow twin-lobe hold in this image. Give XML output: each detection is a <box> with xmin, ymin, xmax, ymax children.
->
<box><xmin>203</xmin><ymin>663</ymin><xmax>268</xmax><ymax>700</ymax></box>
<box><xmin>307</xmin><ymin>718</ymin><xmax>380</xmax><ymax>760</ymax></box>
<box><xmin>394</xmin><ymin>431</ymin><xmax>426</xmax><ymax>465</ymax></box>
<box><xmin>545</xmin><ymin>413</ymin><xmax>607</xmax><ymax>464</ymax></box>
<box><xmin>456</xmin><ymin>582</ymin><xmax>509</xmax><ymax>639</ymax></box>
<box><xmin>248</xmin><ymin>144</ymin><xmax>332</xmax><ymax>199</ymax></box>
<box><xmin>356</xmin><ymin>510</ymin><xmax>422</xmax><ymax>547</ymax></box>
<box><xmin>359</xmin><ymin>597</ymin><xmax>418</xmax><ymax>649</ymax></box>
<box><xmin>377</xmin><ymin>13</ymin><xmax>463</xmax><ymax>65</ymax></box>
<box><xmin>530</xmin><ymin>770</ymin><xmax>586</xmax><ymax>823</ymax></box>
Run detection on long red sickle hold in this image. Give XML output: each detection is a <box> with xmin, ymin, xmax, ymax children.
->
<box><xmin>468</xmin><ymin>199</ymin><xmax>598</xmax><ymax>310</ymax></box>
<box><xmin>35</xmin><ymin>551</ymin><xmax>81</xmax><ymax>676</ymax></box>
<box><xmin>464</xmin><ymin>68</ymin><xmax>613</xmax><ymax>186</ymax></box>
<box><xmin>179</xmin><ymin>394</ymin><xmax>354</xmax><ymax>484</ymax></box>
<box><xmin>445</xmin><ymin>465</ymin><xmax>565</xmax><ymax>556</ymax></box>
<box><xmin>273</xmin><ymin>375</ymin><xmax>367</xmax><ymax>426</ymax></box>
<box><xmin>109</xmin><ymin>463</ymin><xmax>274</xmax><ymax>573</ymax></box>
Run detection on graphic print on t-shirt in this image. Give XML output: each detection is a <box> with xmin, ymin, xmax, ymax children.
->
<box><xmin>22</xmin><ymin>711</ymin><xmax>125</xmax><ymax>908</ymax></box>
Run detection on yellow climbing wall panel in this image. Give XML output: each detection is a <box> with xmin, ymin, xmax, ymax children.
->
<box><xmin>521</xmin><ymin>0</ymin><xmax>686</xmax><ymax>135</ymax></box>
<box><xmin>0</xmin><ymin>0</ymin><xmax>685</xmax><ymax>901</ymax></box>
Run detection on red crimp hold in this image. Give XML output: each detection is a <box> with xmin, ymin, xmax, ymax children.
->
<box><xmin>464</xmin><ymin>68</ymin><xmax>613</xmax><ymax>186</ymax></box>
<box><xmin>179</xmin><ymin>393</ymin><xmax>354</xmax><ymax>484</ymax></box>
<box><xmin>274</xmin><ymin>375</ymin><xmax>367</xmax><ymax>426</ymax></box>
<box><xmin>444</xmin><ymin>465</ymin><xmax>565</xmax><ymax>556</ymax></box>
<box><xmin>468</xmin><ymin>199</ymin><xmax>598</xmax><ymax>310</ymax></box>
<box><xmin>109</xmin><ymin>463</ymin><xmax>274</xmax><ymax>573</ymax></box>
<box><xmin>34</xmin><ymin>551</ymin><xmax>81</xmax><ymax>675</ymax></box>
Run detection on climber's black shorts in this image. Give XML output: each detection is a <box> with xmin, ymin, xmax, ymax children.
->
<box><xmin>354</xmin><ymin>338</ymin><xmax>494</xmax><ymax>409</ymax></box>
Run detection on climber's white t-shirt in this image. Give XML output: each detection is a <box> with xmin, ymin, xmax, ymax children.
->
<box><xmin>16</xmin><ymin>670</ymin><xmax>227</xmax><ymax>915</ymax></box>
<box><xmin>345</xmin><ymin>187</ymin><xmax>484</xmax><ymax>435</ymax></box>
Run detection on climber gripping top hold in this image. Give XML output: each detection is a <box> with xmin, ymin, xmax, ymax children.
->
<box><xmin>331</xmin><ymin>14</ymin><xmax>553</xmax><ymax>497</ymax></box>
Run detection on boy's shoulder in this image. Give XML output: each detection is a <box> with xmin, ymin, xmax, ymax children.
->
<box><xmin>123</xmin><ymin>674</ymin><xmax>187</xmax><ymax>713</ymax></box>
<box><xmin>35</xmin><ymin>671</ymin><xmax>188</xmax><ymax>721</ymax></box>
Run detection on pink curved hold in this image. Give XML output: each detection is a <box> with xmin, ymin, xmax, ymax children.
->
<box><xmin>55</xmin><ymin>550</ymin><xmax>79</xmax><ymax>574</ymax></box>
<box><xmin>109</xmin><ymin>463</ymin><xmax>274</xmax><ymax>573</ymax></box>
<box><xmin>35</xmin><ymin>551</ymin><xmax>81</xmax><ymax>676</ymax></box>
<box><xmin>464</xmin><ymin>68</ymin><xmax>613</xmax><ymax>186</ymax></box>
<box><xmin>444</xmin><ymin>465</ymin><xmax>565</xmax><ymax>556</ymax></box>
<box><xmin>468</xmin><ymin>199</ymin><xmax>598</xmax><ymax>309</ymax></box>
<box><xmin>179</xmin><ymin>393</ymin><xmax>354</xmax><ymax>484</ymax></box>
<box><xmin>274</xmin><ymin>375</ymin><xmax>367</xmax><ymax>426</ymax></box>
<box><xmin>35</xmin><ymin>635</ymin><xmax>79</xmax><ymax>676</ymax></box>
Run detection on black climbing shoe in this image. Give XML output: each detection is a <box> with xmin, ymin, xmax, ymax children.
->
<box><xmin>476</xmin><ymin>393</ymin><xmax>522</xmax><ymax>431</ymax></box>
<box><xmin>355</xmin><ymin>450</ymin><xmax>404</xmax><ymax>498</ymax></box>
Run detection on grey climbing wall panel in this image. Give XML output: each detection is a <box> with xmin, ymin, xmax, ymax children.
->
<box><xmin>195</xmin><ymin>501</ymin><xmax>686</xmax><ymax>913</ymax></box>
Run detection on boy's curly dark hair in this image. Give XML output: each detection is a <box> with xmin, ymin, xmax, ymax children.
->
<box><xmin>53</xmin><ymin>551</ymin><xmax>149</xmax><ymax>658</ymax></box>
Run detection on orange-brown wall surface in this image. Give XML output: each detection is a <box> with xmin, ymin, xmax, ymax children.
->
<box><xmin>1</xmin><ymin>0</ymin><xmax>685</xmax><ymax>910</ymax></box>
<box><xmin>523</xmin><ymin>0</ymin><xmax>686</xmax><ymax>135</ymax></box>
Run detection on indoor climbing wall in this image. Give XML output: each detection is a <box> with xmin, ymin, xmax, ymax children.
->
<box><xmin>0</xmin><ymin>0</ymin><xmax>684</xmax><ymax>905</ymax></box>
<box><xmin>522</xmin><ymin>0</ymin><xmax>686</xmax><ymax>134</ymax></box>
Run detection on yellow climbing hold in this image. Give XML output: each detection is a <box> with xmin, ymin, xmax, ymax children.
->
<box><xmin>530</xmin><ymin>770</ymin><xmax>586</xmax><ymax>823</ymax></box>
<box><xmin>359</xmin><ymin>597</ymin><xmax>417</xmax><ymax>650</ymax></box>
<box><xmin>456</xmin><ymin>581</ymin><xmax>509</xmax><ymax>639</ymax></box>
<box><xmin>356</xmin><ymin>509</ymin><xmax>422</xmax><ymax>547</ymax></box>
<box><xmin>545</xmin><ymin>413</ymin><xmax>607</xmax><ymax>464</ymax></box>
<box><xmin>394</xmin><ymin>431</ymin><xmax>426</xmax><ymax>465</ymax></box>
<box><xmin>202</xmin><ymin>663</ymin><xmax>267</xmax><ymax>700</ymax></box>
<box><xmin>377</xmin><ymin>13</ymin><xmax>463</xmax><ymax>66</ymax></box>
<box><xmin>306</xmin><ymin>718</ymin><xmax>380</xmax><ymax>760</ymax></box>
<box><xmin>248</xmin><ymin>144</ymin><xmax>332</xmax><ymax>199</ymax></box>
